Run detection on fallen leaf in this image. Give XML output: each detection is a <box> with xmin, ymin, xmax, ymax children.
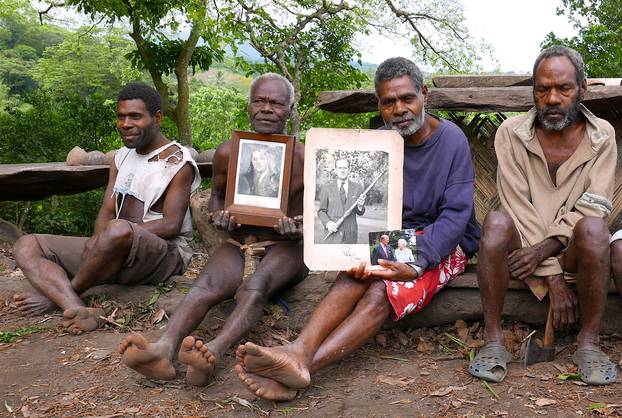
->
<box><xmin>430</xmin><ymin>386</ymin><xmax>467</xmax><ymax>397</ymax></box>
<box><xmin>494</xmin><ymin>411</ymin><xmax>509</xmax><ymax>416</ymax></box>
<box><xmin>535</xmin><ymin>398</ymin><xmax>556</xmax><ymax>407</ymax></box>
<box><xmin>21</xmin><ymin>405</ymin><xmax>33</xmax><ymax>418</ymax></box>
<box><xmin>124</xmin><ymin>407</ymin><xmax>140</xmax><ymax>413</ymax></box>
<box><xmin>389</xmin><ymin>399</ymin><xmax>412</xmax><ymax>405</ymax></box>
<box><xmin>149</xmin><ymin>308</ymin><xmax>167</xmax><ymax>325</ymax></box>
<box><xmin>375</xmin><ymin>334</ymin><xmax>387</xmax><ymax>348</ymax></box>
<box><xmin>4</xmin><ymin>401</ymin><xmax>13</xmax><ymax>413</ymax></box>
<box><xmin>419</xmin><ymin>370</ymin><xmax>430</xmax><ymax>376</ymax></box>
<box><xmin>375</xmin><ymin>375</ymin><xmax>415</xmax><ymax>388</ymax></box>
<box><xmin>417</xmin><ymin>337</ymin><xmax>435</xmax><ymax>354</ymax></box>
<box><xmin>451</xmin><ymin>400</ymin><xmax>462</xmax><ymax>408</ymax></box>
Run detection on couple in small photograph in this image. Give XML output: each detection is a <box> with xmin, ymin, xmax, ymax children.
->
<box><xmin>370</xmin><ymin>233</ymin><xmax>415</xmax><ymax>265</ymax></box>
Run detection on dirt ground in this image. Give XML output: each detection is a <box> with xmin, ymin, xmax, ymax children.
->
<box><xmin>1</xmin><ymin>245</ymin><xmax>621</xmax><ymax>418</ymax></box>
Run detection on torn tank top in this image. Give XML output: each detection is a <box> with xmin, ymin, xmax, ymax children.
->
<box><xmin>113</xmin><ymin>142</ymin><xmax>201</xmax><ymax>269</ymax></box>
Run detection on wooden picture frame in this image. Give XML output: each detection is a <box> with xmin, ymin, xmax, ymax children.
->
<box><xmin>224</xmin><ymin>130</ymin><xmax>295</xmax><ymax>227</ymax></box>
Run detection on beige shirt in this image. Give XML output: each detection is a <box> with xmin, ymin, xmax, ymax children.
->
<box><xmin>495</xmin><ymin>104</ymin><xmax>616</xmax><ymax>277</ymax></box>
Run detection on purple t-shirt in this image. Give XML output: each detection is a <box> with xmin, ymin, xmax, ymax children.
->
<box><xmin>398</xmin><ymin>117</ymin><xmax>481</xmax><ymax>270</ymax></box>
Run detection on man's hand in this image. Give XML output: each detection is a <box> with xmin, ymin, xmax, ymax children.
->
<box><xmin>274</xmin><ymin>215</ymin><xmax>303</xmax><ymax>239</ymax></box>
<box><xmin>356</xmin><ymin>193</ymin><xmax>366</xmax><ymax>208</ymax></box>
<box><xmin>508</xmin><ymin>247</ymin><xmax>543</xmax><ymax>281</ymax></box>
<box><xmin>211</xmin><ymin>210</ymin><xmax>241</xmax><ymax>231</ymax></box>
<box><xmin>326</xmin><ymin>220</ymin><xmax>339</xmax><ymax>233</ymax></box>
<box><xmin>81</xmin><ymin>235</ymin><xmax>98</xmax><ymax>260</ymax></box>
<box><xmin>369</xmin><ymin>259</ymin><xmax>419</xmax><ymax>281</ymax></box>
<box><xmin>546</xmin><ymin>274</ymin><xmax>579</xmax><ymax>332</ymax></box>
<box><xmin>346</xmin><ymin>261</ymin><xmax>374</xmax><ymax>280</ymax></box>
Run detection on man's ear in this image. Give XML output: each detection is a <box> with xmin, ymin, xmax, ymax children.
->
<box><xmin>579</xmin><ymin>78</ymin><xmax>587</xmax><ymax>100</ymax></box>
<box><xmin>421</xmin><ymin>85</ymin><xmax>429</xmax><ymax>106</ymax></box>
<box><xmin>154</xmin><ymin>110</ymin><xmax>163</xmax><ymax>126</ymax></box>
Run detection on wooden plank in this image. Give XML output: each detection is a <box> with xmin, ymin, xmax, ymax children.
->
<box><xmin>432</xmin><ymin>74</ymin><xmax>532</xmax><ymax>88</ymax></box>
<box><xmin>432</xmin><ymin>75</ymin><xmax>622</xmax><ymax>88</ymax></box>
<box><xmin>317</xmin><ymin>85</ymin><xmax>622</xmax><ymax>113</ymax></box>
<box><xmin>0</xmin><ymin>162</ymin><xmax>212</xmax><ymax>201</ymax></box>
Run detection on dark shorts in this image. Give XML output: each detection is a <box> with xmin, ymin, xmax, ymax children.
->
<box><xmin>33</xmin><ymin>222</ymin><xmax>184</xmax><ymax>285</ymax></box>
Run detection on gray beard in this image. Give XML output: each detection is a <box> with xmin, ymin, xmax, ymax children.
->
<box><xmin>536</xmin><ymin>99</ymin><xmax>581</xmax><ymax>131</ymax></box>
<box><xmin>389</xmin><ymin>106</ymin><xmax>425</xmax><ymax>137</ymax></box>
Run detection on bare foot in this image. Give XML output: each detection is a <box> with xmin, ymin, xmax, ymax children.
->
<box><xmin>62</xmin><ymin>307</ymin><xmax>105</xmax><ymax>335</ymax></box>
<box><xmin>118</xmin><ymin>333</ymin><xmax>176</xmax><ymax>380</ymax></box>
<box><xmin>236</xmin><ymin>342</ymin><xmax>310</xmax><ymax>389</ymax></box>
<box><xmin>235</xmin><ymin>363</ymin><xmax>298</xmax><ymax>401</ymax></box>
<box><xmin>13</xmin><ymin>292</ymin><xmax>56</xmax><ymax>316</ymax></box>
<box><xmin>178</xmin><ymin>336</ymin><xmax>216</xmax><ymax>386</ymax></box>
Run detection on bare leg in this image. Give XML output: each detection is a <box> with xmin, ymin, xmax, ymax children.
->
<box><xmin>476</xmin><ymin>211</ymin><xmax>521</xmax><ymax>344</ymax></box>
<box><xmin>610</xmin><ymin>240</ymin><xmax>622</xmax><ymax>298</ymax></box>
<box><xmin>180</xmin><ymin>240</ymin><xmax>307</xmax><ymax>386</ymax></box>
<box><xmin>236</xmin><ymin>273</ymin><xmax>386</xmax><ymax>390</ymax></box>
<box><xmin>119</xmin><ymin>244</ymin><xmax>243</xmax><ymax>381</ymax></box>
<box><xmin>567</xmin><ymin>217</ymin><xmax>610</xmax><ymax>349</ymax></box>
<box><xmin>236</xmin><ymin>280</ymin><xmax>391</xmax><ymax>400</ymax></box>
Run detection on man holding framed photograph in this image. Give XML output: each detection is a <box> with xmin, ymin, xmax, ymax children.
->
<box><xmin>235</xmin><ymin>57</ymin><xmax>481</xmax><ymax>401</ymax></box>
<box><xmin>118</xmin><ymin>73</ymin><xmax>307</xmax><ymax>386</ymax></box>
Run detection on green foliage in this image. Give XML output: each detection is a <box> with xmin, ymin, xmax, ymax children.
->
<box><xmin>0</xmin><ymin>0</ymin><xmax>68</xmax><ymax>95</ymax></box>
<box><xmin>0</xmin><ymin>92</ymin><xmax>120</xmax><ymax>164</ymax></box>
<box><xmin>542</xmin><ymin>0</ymin><xmax>622</xmax><ymax>77</ymax></box>
<box><xmin>0</xmin><ymin>325</ymin><xmax>50</xmax><ymax>343</ymax></box>
<box><xmin>190</xmin><ymin>84</ymin><xmax>249</xmax><ymax>149</ymax></box>
<box><xmin>0</xmin><ymin>191</ymin><xmax>104</xmax><ymax>236</ymax></box>
<box><xmin>30</xmin><ymin>29</ymin><xmax>140</xmax><ymax>99</ymax></box>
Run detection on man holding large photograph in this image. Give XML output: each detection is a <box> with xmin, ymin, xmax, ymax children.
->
<box><xmin>234</xmin><ymin>57</ymin><xmax>481</xmax><ymax>401</ymax></box>
<box><xmin>118</xmin><ymin>73</ymin><xmax>307</xmax><ymax>386</ymax></box>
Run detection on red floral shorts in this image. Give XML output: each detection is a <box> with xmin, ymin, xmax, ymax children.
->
<box><xmin>384</xmin><ymin>246</ymin><xmax>467</xmax><ymax>320</ymax></box>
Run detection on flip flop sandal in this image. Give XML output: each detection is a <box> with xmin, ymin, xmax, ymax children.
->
<box><xmin>468</xmin><ymin>343</ymin><xmax>512</xmax><ymax>383</ymax></box>
<box><xmin>572</xmin><ymin>348</ymin><xmax>618</xmax><ymax>385</ymax></box>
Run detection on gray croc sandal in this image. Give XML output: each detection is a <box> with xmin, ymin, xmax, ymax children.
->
<box><xmin>572</xmin><ymin>348</ymin><xmax>618</xmax><ymax>385</ymax></box>
<box><xmin>468</xmin><ymin>343</ymin><xmax>512</xmax><ymax>383</ymax></box>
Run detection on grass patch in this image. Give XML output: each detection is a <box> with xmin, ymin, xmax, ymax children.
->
<box><xmin>0</xmin><ymin>325</ymin><xmax>50</xmax><ymax>343</ymax></box>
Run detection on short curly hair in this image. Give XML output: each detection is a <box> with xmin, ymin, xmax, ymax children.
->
<box><xmin>374</xmin><ymin>57</ymin><xmax>423</xmax><ymax>97</ymax></box>
<box><xmin>117</xmin><ymin>82</ymin><xmax>163</xmax><ymax>116</ymax></box>
<box><xmin>533</xmin><ymin>45</ymin><xmax>585</xmax><ymax>88</ymax></box>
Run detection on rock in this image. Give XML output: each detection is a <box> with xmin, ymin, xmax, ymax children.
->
<box><xmin>0</xmin><ymin>218</ymin><xmax>22</xmax><ymax>244</ymax></box>
<box><xmin>84</xmin><ymin>150</ymin><xmax>105</xmax><ymax>165</ymax></box>
<box><xmin>186</xmin><ymin>147</ymin><xmax>199</xmax><ymax>160</ymax></box>
<box><xmin>196</xmin><ymin>149</ymin><xmax>216</xmax><ymax>163</ymax></box>
<box><xmin>0</xmin><ymin>254</ymin><xmax>16</xmax><ymax>272</ymax></box>
<box><xmin>189</xmin><ymin>189</ymin><xmax>227</xmax><ymax>256</ymax></box>
<box><xmin>103</xmin><ymin>150</ymin><xmax>116</xmax><ymax>165</ymax></box>
<box><xmin>66</xmin><ymin>146</ymin><xmax>87</xmax><ymax>166</ymax></box>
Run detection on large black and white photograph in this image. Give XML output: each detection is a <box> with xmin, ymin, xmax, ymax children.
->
<box><xmin>234</xmin><ymin>138</ymin><xmax>286</xmax><ymax>209</ymax></box>
<box><xmin>314</xmin><ymin>149</ymin><xmax>388</xmax><ymax>245</ymax></box>
<box><xmin>303</xmin><ymin>128</ymin><xmax>404</xmax><ymax>271</ymax></box>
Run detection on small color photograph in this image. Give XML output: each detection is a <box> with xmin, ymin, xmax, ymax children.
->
<box><xmin>368</xmin><ymin>229</ymin><xmax>418</xmax><ymax>266</ymax></box>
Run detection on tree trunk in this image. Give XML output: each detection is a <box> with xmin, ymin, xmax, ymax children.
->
<box><xmin>174</xmin><ymin>65</ymin><xmax>192</xmax><ymax>146</ymax></box>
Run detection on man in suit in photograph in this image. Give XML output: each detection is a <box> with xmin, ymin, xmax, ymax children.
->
<box><xmin>371</xmin><ymin>234</ymin><xmax>395</xmax><ymax>265</ymax></box>
<box><xmin>317</xmin><ymin>158</ymin><xmax>366</xmax><ymax>244</ymax></box>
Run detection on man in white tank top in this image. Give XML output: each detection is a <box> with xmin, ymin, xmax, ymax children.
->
<box><xmin>13</xmin><ymin>83</ymin><xmax>200</xmax><ymax>335</ymax></box>
<box><xmin>118</xmin><ymin>73</ymin><xmax>307</xmax><ymax>387</ymax></box>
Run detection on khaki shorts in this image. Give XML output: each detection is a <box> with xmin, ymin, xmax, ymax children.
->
<box><xmin>33</xmin><ymin>222</ymin><xmax>184</xmax><ymax>285</ymax></box>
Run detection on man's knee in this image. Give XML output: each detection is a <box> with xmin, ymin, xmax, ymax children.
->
<box><xmin>480</xmin><ymin>211</ymin><xmax>515</xmax><ymax>250</ymax></box>
<box><xmin>574</xmin><ymin>217</ymin><xmax>609</xmax><ymax>253</ymax></box>
<box><xmin>98</xmin><ymin>219</ymin><xmax>133</xmax><ymax>252</ymax></box>
<box><xmin>235</xmin><ymin>273</ymin><xmax>271</xmax><ymax>304</ymax></box>
<box><xmin>331</xmin><ymin>271</ymin><xmax>368</xmax><ymax>292</ymax></box>
<box><xmin>13</xmin><ymin>234</ymin><xmax>43</xmax><ymax>268</ymax></box>
<box><xmin>357</xmin><ymin>281</ymin><xmax>391</xmax><ymax>317</ymax></box>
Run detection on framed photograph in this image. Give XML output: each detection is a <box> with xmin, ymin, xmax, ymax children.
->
<box><xmin>225</xmin><ymin>130</ymin><xmax>295</xmax><ymax>227</ymax></box>
<box><xmin>303</xmin><ymin>128</ymin><xmax>404</xmax><ymax>271</ymax></box>
<box><xmin>367</xmin><ymin>229</ymin><xmax>418</xmax><ymax>271</ymax></box>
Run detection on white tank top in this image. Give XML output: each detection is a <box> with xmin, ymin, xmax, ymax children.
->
<box><xmin>113</xmin><ymin>142</ymin><xmax>201</xmax><ymax>268</ymax></box>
